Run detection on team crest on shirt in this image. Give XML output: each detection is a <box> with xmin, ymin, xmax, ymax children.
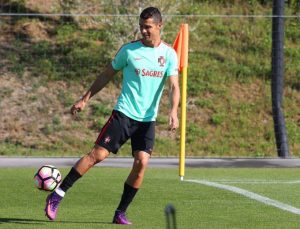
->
<box><xmin>158</xmin><ymin>56</ymin><xmax>166</xmax><ymax>67</ymax></box>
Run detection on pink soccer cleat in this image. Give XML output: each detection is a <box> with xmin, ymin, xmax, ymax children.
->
<box><xmin>112</xmin><ymin>211</ymin><xmax>132</xmax><ymax>225</ymax></box>
<box><xmin>44</xmin><ymin>192</ymin><xmax>62</xmax><ymax>220</ymax></box>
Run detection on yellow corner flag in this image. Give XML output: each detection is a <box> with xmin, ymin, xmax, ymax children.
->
<box><xmin>173</xmin><ymin>24</ymin><xmax>188</xmax><ymax>181</ymax></box>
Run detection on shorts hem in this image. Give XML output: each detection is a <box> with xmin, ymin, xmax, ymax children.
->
<box><xmin>94</xmin><ymin>143</ymin><xmax>116</xmax><ymax>154</ymax></box>
<box><xmin>132</xmin><ymin>149</ymin><xmax>153</xmax><ymax>157</ymax></box>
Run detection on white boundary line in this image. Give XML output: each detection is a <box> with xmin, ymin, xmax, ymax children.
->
<box><xmin>204</xmin><ymin>180</ymin><xmax>300</xmax><ymax>184</ymax></box>
<box><xmin>185</xmin><ymin>179</ymin><xmax>300</xmax><ymax>215</ymax></box>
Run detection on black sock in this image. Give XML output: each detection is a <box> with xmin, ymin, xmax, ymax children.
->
<box><xmin>59</xmin><ymin>167</ymin><xmax>82</xmax><ymax>193</ymax></box>
<box><xmin>116</xmin><ymin>183</ymin><xmax>138</xmax><ymax>212</ymax></box>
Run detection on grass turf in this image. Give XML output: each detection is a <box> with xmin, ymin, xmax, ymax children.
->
<box><xmin>0</xmin><ymin>167</ymin><xmax>300</xmax><ymax>228</ymax></box>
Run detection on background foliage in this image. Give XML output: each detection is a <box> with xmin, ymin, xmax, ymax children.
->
<box><xmin>0</xmin><ymin>0</ymin><xmax>299</xmax><ymax>157</ymax></box>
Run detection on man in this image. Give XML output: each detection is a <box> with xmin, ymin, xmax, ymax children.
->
<box><xmin>44</xmin><ymin>6</ymin><xmax>180</xmax><ymax>225</ymax></box>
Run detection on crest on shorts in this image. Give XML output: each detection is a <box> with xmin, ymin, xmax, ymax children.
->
<box><xmin>104</xmin><ymin>136</ymin><xmax>111</xmax><ymax>144</ymax></box>
<box><xmin>158</xmin><ymin>56</ymin><xmax>166</xmax><ymax>67</ymax></box>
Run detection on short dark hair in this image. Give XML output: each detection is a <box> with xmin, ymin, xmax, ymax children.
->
<box><xmin>140</xmin><ymin>7</ymin><xmax>162</xmax><ymax>23</ymax></box>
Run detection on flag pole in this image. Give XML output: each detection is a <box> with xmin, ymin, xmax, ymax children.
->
<box><xmin>173</xmin><ymin>24</ymin><xmax>188</xmax><ymax>181</ymax></box>
<box><xmin>179</xmin><ymin>65</ymin><xmax>187</xmax><ymax>181</ymax></box>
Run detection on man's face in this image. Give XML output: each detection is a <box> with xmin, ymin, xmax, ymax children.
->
<box><xmin>139</xmin><ymin>17</ymin><xmax>162</xmax><ymax>42</ymax></box>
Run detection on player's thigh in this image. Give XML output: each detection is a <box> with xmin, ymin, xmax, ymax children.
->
<box><xmin>131</xmin><ymin>121</ymin><xmax>155</xmax><ymax>155</ymax></box>
<box><xmin>95</xmin><ymin>110</ymin><xmax>131</xmax><ymax>154</ymax></box>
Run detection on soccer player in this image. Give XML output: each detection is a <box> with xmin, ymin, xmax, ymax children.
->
<box><xmin>45</xmin><ymin>6</ymin><xmax>180</xmax><ymax>225</ymax></box>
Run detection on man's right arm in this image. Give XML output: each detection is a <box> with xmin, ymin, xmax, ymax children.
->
<box><xmin>71</xmin><ymin>63</ymin><xmax>118</xmax><ymax>115</ymax></box>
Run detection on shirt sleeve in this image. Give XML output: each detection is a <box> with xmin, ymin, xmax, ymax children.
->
<box><xmin>165</xmin><ymin>48</ymin><xmax>178</xmax><ymax>77</ymax></box>
<box><xmin>111</xmin><ymin>45</ymin><xmax>127</xmax><ymax>71</ymax></box>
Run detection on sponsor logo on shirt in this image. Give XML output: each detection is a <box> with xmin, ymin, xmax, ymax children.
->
<box><xmin>135</xmin><ymin>68</ymin><xmax>164</xmax><ymax>78</ymax></box>
<box><xmin>135</xmin><ymin>68</ymin><xmax>140</xmax><ymax>75</ymax></box>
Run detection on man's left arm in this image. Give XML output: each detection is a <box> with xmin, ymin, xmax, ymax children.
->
<box><xmin>168</xmin><ymin>75</ymin><xmax>180</xmax><ymax>131</ymax></box>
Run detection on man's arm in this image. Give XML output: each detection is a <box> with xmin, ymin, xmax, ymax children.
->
<box><xmin>168</xmin><ymin>75</ymin><xmax>180</xmax><ymax>130</ymax></box>
<box><xmin>71</xmin><ymin>64</ymin><xmax>118</xmax><ymax>115</ymax></box>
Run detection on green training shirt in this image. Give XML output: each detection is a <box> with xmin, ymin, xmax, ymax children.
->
<box><xmin>111</xmin><ymin>40</ymin><xmax>178</xmax><ymax>121</ymax></box>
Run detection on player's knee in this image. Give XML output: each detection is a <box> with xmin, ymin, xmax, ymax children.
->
<box><xmin>134</xmin><ymin>158</ymin><xmax>149</xmax><ymax>171</ymax></box>
<box><xmin>88</xmin><ymin>146</ymin><xmax>108</xmax><ymax>164</ymax></box>
<box><xmin>140</xmin><ymin>158</ymin><xmax>149</xmax><ymax>169</ymax></box>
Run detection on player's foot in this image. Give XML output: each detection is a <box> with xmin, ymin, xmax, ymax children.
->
<box><xmin>112</xmin><ymin>210</ymin><xmax>132</xmax><ymax>225</ymax></box>
<box><xmin>44</xmin><ymin>191</ymin><xmax>62</xmax><ymax>220</ymax></box>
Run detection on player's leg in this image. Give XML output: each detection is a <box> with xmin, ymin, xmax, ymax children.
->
<box><xmin>126</xmin><ymin>150</ymin><xmax>150</xmax><ymax>188</ymax></box>
<box><xmin>45</xmin><ymin>145</ymin><xmax>109</xmax><ymax>220</ymax></box>
<box><xmin>113</xmin><ymin>120</ymin><xmax>154</xmax><ymax>225</ymax></box>
<box><xmin>74</xmin><ymin>145</ymin><xmax>110</xmax><ymax>175</ymax></box>
<box><xmin>113</xmin><ymin>151</ymin><xmax>150</xmax><ymax>225</ymax></box>
<box><xmin>57</xmin><ymin>145</ymin><xmax>109</xmax><ymax>194</ymax></box>
<box><xmin>44</xmin><ymin>111</ymin><xmax>124</xmax><ymax>221</ymax></box>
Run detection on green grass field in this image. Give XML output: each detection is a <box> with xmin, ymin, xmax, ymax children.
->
<box><xmin>1</xmin><ymin>167</ymin><xmax>300</xmax><ymax>229</ymax></box>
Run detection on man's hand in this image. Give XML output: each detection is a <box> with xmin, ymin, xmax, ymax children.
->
<box><xmin>71</xmin><ymin>96</ymin><xmax>87</xmax><ymax>115</ymax></box>
<box><xmin>169</xmin><ymin>110</ymin><xmax>179</xmax><ymax>131</ymax></box>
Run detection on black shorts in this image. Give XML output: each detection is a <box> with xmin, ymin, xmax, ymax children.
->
<box><xmin>95</xmin><ymin>110</ymin><xmax>155</xmax><ymax>155</ymax></box>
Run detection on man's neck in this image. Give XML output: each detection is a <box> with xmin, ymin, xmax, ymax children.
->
<box><xmin>142</xmin><ymin>38</ymin><xmax>161</xmax><ymax>47</ymax></box>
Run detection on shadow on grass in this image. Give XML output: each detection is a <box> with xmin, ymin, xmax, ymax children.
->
<box><xmin>0</xmin><ymin>217</ymin><xmax>112</xmax><ymax>225</ymax></box>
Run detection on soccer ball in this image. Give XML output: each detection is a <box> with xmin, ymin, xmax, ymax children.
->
<box><xmin>34</xmin><ymin>165</ymin><xmax>62</xmax><ymax>191</ymax></box>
